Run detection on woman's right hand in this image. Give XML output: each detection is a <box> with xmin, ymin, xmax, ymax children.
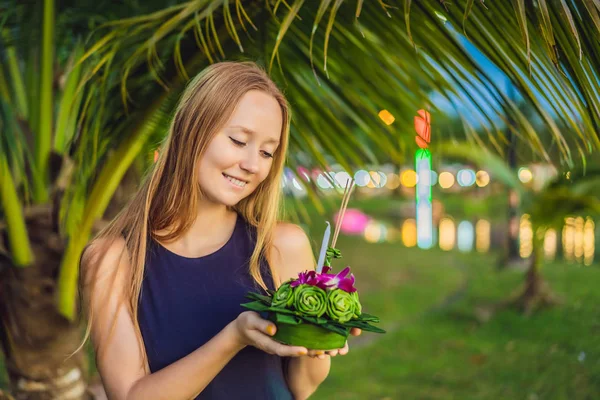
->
<box><xmin>232</xmin><ymin>311</ymin><xmax>308</xmax><ymax>357</ymax></box>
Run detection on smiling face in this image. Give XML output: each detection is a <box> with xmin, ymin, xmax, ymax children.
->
<box><xmin>196</xmin><ymin>90</ymin><xmax>283</xmax><ymax>208</ymax></box>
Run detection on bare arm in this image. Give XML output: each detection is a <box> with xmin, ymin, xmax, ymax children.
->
<box><xmin>270</xmin><ymin>224</ymin><xmax>332</xmax><ymax>399</ymax></box>
<box><xmin>82</xmin><ymin>239</ymin><xmax>307</xmax><ymax>400</ymax></box>
<box><xmin>129</xmin><ymin>326</ymin><xmax>243</xmax><ymax>400</ymax></box>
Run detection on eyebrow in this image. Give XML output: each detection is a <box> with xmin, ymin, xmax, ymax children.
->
<box><xmin>230</xmin><ymin>125</ymin><xmax>280</xmax><ymax>145</ymax></box>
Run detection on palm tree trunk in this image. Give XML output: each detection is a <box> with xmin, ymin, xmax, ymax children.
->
<box><xmin>503</xmin><ymin>83</ymin><xmax>521</xmax><ymax>268</ymax></box>
<box><xmin>515</xmin><ymin>243</ymin><xmax>560</xmax><ymax>315</ymax></box>
<box><xmin>0</xmin><ymin>210</ymin><xmax>89</xmax><ymax>400</ymax></box>
<box><xmin>522</xmin><ymin>251</ymin><xmax>542</xmax><ymax>302</ymax></box>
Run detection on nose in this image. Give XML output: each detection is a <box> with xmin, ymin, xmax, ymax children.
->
<box><xmin>239</xmin><ymin>150</ymin><xmax>260</xmax><ymax>175</ymax></box>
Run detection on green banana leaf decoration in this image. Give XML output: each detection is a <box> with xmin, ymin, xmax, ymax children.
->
<box><xmin>241</xmin><ymin>247</ymin><xmax>384</xmax><ymax>350</ymax></box>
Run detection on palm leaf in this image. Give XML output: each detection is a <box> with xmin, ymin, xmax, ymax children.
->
<box><xmin>33</xmin><ymin>0</ymin><xmax>55</xmax><ymax>204</ymax></box>
<box><xmin>436</xmin><ymin>141</ymin><xmax>528</xmax><ymax>200</ymax></box>
<box><xmin>54</xmin><ymin>43</ymin><xmax>85</xmax><ymax>154</ymax></box>
<box><xmin>4</xmin><ymin>0</ymin><xmax>600</xmax><ymax>321</ymax></box>
<box><xmin>57</xmin><ymin>83</ymin><xmax>183</xmax><ymax>318</ymax></box>
<box><xmin>529</xmin><ymin>189</ymin><xmax>600</xmax><ymax>230</ymax></box>
<box><xmin>1</xmin><ymin>29</ymin><xmax>28</xmax><ymax>118</ymax></box>
<box><xmin>0</xmin><ymin>153</ymin><xmax>33</xmax><ymax>266</ymax></box>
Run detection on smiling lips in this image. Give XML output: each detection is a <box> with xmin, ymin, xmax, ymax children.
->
<box><xmin>223</xmin><ymin>173</ymin><xmax>248</xmax><ymax>188</ymax></box>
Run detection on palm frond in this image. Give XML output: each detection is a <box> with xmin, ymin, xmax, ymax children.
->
<box><xmin>3</xmin><ymin>0</ymin><xmax>600</xmax><ymax>316</ymax></box>
<box><xmin>436</xmin><ymin>141</ymin><xmax>528</xmax><ymax>198</ymax></box>
<box><xmin>1</xmin><ymin>30</ymin><xmax>28</xmax><ymax>118</ymax></box>
<box><xmin>34</xmin><ymin>0</ymin><xmax>55</xmax><ymax>204</ymax></box>
<box><xmin>54</xmin><ymin>43</ymin><xmax>85</xmax><ymax>154</ymax></box>
<box><xmin>57</xmin><ymin>80</ymin><xmax>184</xmax><ymax>318</ymax></box>
<box><xmin>0</xmin><ymin>153</ymin><xmax>33</xmax><ymax>266</ymax></box>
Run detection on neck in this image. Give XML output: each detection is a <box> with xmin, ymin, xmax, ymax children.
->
<box><xmin>155</xmin><ymin>200</ymin><xmax>237</xmax><ymax>257</ymax></box>
<box><xmin>186</xmin><ymin>201</ymin><xmax>235</xmax><ymax>239</ymax></box>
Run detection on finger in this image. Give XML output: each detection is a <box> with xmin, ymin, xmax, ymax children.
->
<box><xmin>307</xmin><ymin>349</ymin><xmax>329</xmax><ymax>360</ymax></box>
<box><xmin>244</xmin><ymin>330</ymin><xmax>300</xmax><ymax>356</ymax></box>
<box><xmin>246</xmin><ymin>312</ymin><xmax>277</xmax><ymax>336</ymax></box>
<box><xmin>307</xmin><ymin>350</ymin><xmax>325</xmax><ymax>358</ymax></box>
<box><xmin>326</xmin><ymin>349</ymin><xmax>339</xmax><ymax>357</ymax></box>
<box><xmin>273</xmin><ymin>343</ymin><xmax>308</xmax><ymax>357</ymax></box>
<box><xmin>260</xmin><ymin>337</ymin><xmax>306</xmax><ymax>357</ymax></box>
<box><xmin>338</xmin><ymin>341</ymin><xmax>349</xmax><ymax>355</ymax></box>
<box><xmin>350</xmin><ymin>328</ymin><xmax>362</xmax><ymax>336</ymax></box>
<box><xmin>245</xmin><ymin>330</ymin><xmax>276</xmax><ymax>354</ymax></box>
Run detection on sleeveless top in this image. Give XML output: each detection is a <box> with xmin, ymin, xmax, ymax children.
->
<box><xmin>138</xmin><ymin>213</ymin><xmax>293</xmax><ymax>399</ymax></box>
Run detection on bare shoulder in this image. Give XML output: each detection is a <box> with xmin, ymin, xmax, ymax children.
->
<box><xmin>273</xmin><ymin>222</ymin><xmax>311</xmax><ymax>252</ymax></box>
<box><xmin>80</xmin><ymin>236</ymin><xmax>129</xmax><ymax>286</ymax></box>
<box><xmin>271</xmin><ymin>222</ymin><xmax>315</xmax><ymax>282</ymax></box>
<box><xmin>82</xmin><ymin>236</ymin><xmax>128</xmax><ymax>266</ymax></box>
<box><xmin>80</xmin><ymin>236</ymin><xmax>131</xmax><ymax>314</ymax></box>
<box><xmin>82</xmin><ymin>236</ymin><xmax>147</xmax><ymax>398</ymax></box>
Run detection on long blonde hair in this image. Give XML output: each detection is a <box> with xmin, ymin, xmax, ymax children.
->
<box><xmin>79</xmin><ymin>61</ymin><xmax>290</xmax><ymax>368</ymax></box>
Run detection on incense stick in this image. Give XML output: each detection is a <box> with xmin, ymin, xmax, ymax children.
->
<box><xmin>332</xmin><ymin>180</ymin><xmax>353</xmax><ymax>247</ymax></box>
<box><xmin>331</xmin><ymin>182</ymin><xmax>350</xmax><ymax>246</ymax></box>
<box><xmin>331</xmin><ymin>178</ymin><xmax>355</xmax><ymax>248</ymax></box>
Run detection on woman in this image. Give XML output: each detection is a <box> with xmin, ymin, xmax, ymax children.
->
<box><xmin>80</xmin><ymin>61</ymin><xmax>360</xmax><ymax>400</ymax></box>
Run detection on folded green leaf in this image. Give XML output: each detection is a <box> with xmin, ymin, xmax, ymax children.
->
<box><xmin>245</xmin><ymin>292</ymin><xmax>273</xmax><ymax>305</ymax></box>
<box><xmin>275</xmin><ymin>313</ymin><xmax>302</xmax><ymax>325</ymax></box>
<box><xmin>344</xmin><ymin>319</ymin><xmax>386</xmax><ymax>333</ymax></box>
<box><xmin>300</xmin><ymin>315</ymin><xmax>328</xmax><ymax>325</ymax></box>
<box><xmin>240</xmin><ymin>301</ymin><xmax>271</xmax><ymax>312</ymax></box>
<box><xmin>272</xmin><ymin>282</ymin><xmax>295</xmax><ymax>308</ymax></box>
<box><xmin>343</xmin><ymin>319</ymin><xmax>370</xmax><ymax>328</ymax></box>
<box><xmin>322</xmin><ymin>323</ymin><xmax>351</xmax><ymax>336</ymax></box>
<box><xmin>356</xmin><ymin>324</ymin><xmax>386</xmax><ymax>334</ymax></box>
<box><xmin>326</xmin><ymin>288</ymin><xmax>357</xmax><ymax>323</ymax></box>
<box><xmin>357</xmin><ymin>313</ymin><xmax>380</xmax><ymax>323</ymax></box>
<box><xmin>294</xmin><ymin>284</ymin><xmax>327</xmax><ymax>317</ymax></box>
<box><xmin>267</xmin><ymin>306</ymin><xmax>298</xmax><ymax>315</ymax></box>
<box><xmin>243</xmin><ymin>291</ymin><xmax>384</xmax><ymax>337</ymax></box>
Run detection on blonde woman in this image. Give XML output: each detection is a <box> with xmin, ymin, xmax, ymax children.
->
<box><xmin>80</xmin><ymin>61</ymin><xmax>361</xmax><ymax>400</ymax></box>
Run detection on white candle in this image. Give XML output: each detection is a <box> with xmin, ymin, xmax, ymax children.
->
<box><xmin>316</xmin><ymin>222</ymin><xmax>331</xmax><ymax>273</ymax></box>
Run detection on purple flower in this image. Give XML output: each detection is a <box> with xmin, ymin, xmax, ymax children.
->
<box><xmin>317</xmin><ymin>266</ymin><xmax>357</xmax><ymax>293</ymax></box>
<box><xmin>290</xmin><ymin>270</ymin><xmax>319</xmax><ymax>288</ymax></box>
<box><xmin>291</xmin><ymin>267</ymin><xmax>358</xmax><ymax>292</ymax></box>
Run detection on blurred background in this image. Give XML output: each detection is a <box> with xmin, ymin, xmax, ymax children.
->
<box><xmin>0</xmin><ymin>1</ymin><xmax>599</xmax><ymax>399</ymax></box>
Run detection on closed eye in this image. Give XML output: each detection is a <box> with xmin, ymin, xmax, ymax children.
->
<box><xmin>229</xmin><ymin>137</ymin><xmax>246</xmax><ymax>147</ymax></box>
<box><xmin>231</xmin><ymin>137</ymin><xmax>274</xmax><ymax>159</ymax></box>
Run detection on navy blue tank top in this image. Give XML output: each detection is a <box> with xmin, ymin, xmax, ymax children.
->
<box><xmin>138</xmin><ymin>213</ymin><xmax>293</xmax><ymax>399</ymax></box>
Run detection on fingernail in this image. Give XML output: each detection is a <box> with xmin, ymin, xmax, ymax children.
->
<box><xmin>317</xmin><ymin>351</ymin><xmax>324</xmax><ymax>355</ymax></box>
<box><xmin>267</xmin><ymin>325</ymin><xmax>275</xmax><ymax>335</ymax></box>
<box><xmin>297</xmin><ymin>350</ymin><xmax>307</xmax><ymax>356</ymax></box>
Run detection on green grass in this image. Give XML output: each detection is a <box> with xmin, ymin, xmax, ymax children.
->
<box><xmin>313</xmin><ymin>236</ymin><xmax>600</xmax><ymax>400</ymax></box>
<box><xmin>1</xmin><ymin>195</ymin><xmax>597</xmax><ymax>400</ymax></box>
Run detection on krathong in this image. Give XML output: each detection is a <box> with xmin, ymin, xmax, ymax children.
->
<box><xmin>241</xmin><ymin>179</ymin><xmax>385</xmax><ymax>350</ymax></box>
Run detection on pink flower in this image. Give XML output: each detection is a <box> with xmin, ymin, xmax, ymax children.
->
<box><xmin>317</xmin><ymin>266</ymin><xmax>357</xmax><ymax>293</ymax></box>
<box><xmin>290</xmin><ymin>270</ymin><xmax>320</xmax><ymax>288</ymax></box>
<box><xmin>291</xmin><ymin>267</ymin><xmax>358</xmax><ymax>292</ymax></box>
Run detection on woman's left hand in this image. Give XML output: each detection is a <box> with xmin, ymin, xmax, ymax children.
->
<box><xmin>306</xmin><ymin>328</ymin><xmax>362</xmax><ymax>359</ymax></box>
